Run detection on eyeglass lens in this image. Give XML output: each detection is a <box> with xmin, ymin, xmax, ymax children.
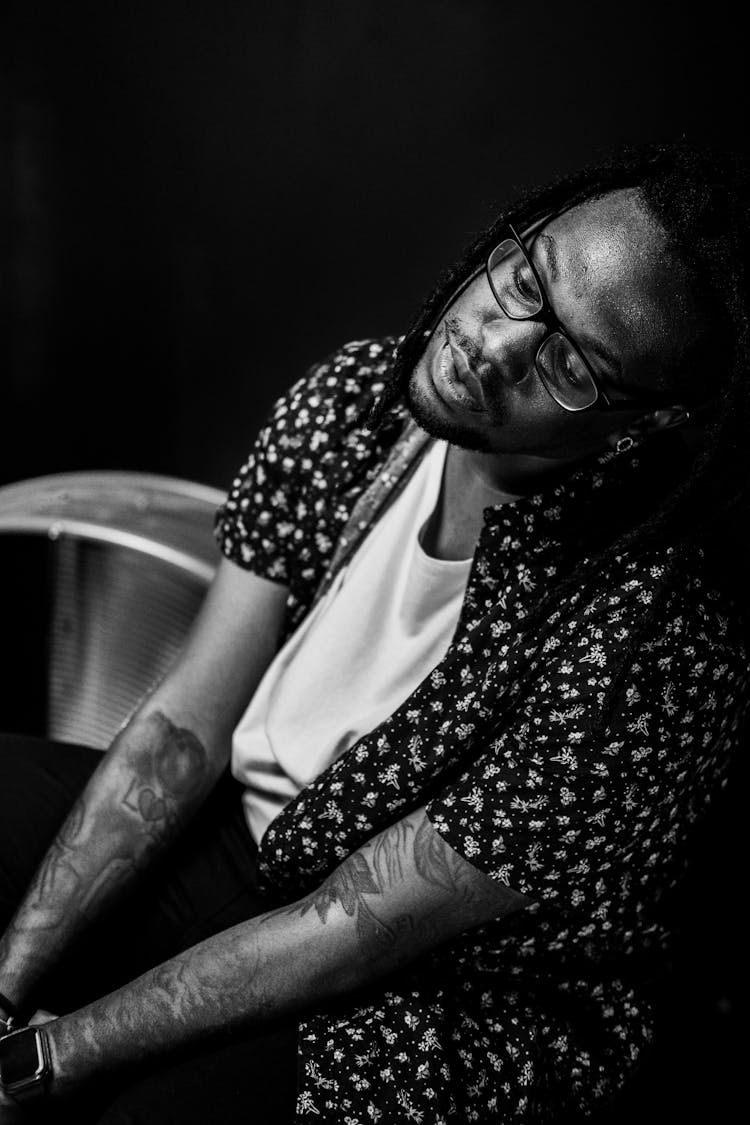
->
<box><xmin>486</xmin><ymin>240</ymin><xmax>598</xmax><ymax>410</ymax></box>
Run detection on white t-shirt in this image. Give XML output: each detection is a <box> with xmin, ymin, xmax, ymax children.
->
<box><xmin>231</xmin><ymin>439</ymin><xmax>473</xmax><ymax>843</ymax></box>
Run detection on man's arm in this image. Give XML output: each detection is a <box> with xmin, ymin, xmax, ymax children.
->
<box><xmin>42</xmin><ymin>807</ymin><xmax>531</xmax><ymax>1098</ymax></box>
<box><xmin>0</xmin><ymin>560</ymin><xmax>289</xmax><ymax>1019</ymax></box>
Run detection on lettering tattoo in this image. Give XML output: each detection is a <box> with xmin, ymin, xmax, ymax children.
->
<box><xmin>120</xmin><ymin>716</ymin><xmax>207</xmax><ymax>840</ymax></box>
<box><xmin>0</xmin><ymin>710</ymin><xmax>210</xmax><ymax>1004</ymax></box>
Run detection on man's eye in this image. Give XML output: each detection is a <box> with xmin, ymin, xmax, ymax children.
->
<box><xmin>512</xmin><ymin>264</ymin><xmax>537</xmax><ymax>303</ymax></box>
<box><xmin>561</xmin><ymin>354</ymin><xmax>585</xmax><ymax>387</ymax></box>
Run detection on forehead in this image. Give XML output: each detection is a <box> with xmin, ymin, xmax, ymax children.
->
<box><xmin>533</xmin><ymin>189</ymin><xmax>698</xmax><ymax>383</ymax></box>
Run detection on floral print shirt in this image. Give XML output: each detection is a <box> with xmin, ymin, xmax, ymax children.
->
<box><xmin>214</xmin><ymin>337</ymin><xmax>748</xmax><ymax>1122</ymax></box>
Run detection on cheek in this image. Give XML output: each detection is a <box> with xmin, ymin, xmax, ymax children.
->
<box><xmin>493</xmin><ymin>387</ymin><xmax>620</xmax><ymax>454</ymax></box>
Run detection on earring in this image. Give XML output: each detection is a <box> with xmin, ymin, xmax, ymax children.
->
<box><xmin>615</xmin><ymin>435</ymin><xmax>635</xmax><ymax>454</ymax></box>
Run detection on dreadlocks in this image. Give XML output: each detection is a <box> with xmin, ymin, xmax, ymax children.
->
<box><xmin>368</xmin><ymin>143</ymin><xmax>750</xmax><ymax>726</ymax></box>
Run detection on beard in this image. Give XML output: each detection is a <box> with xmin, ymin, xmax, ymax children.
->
<box><xmin>405</xmin><ymin>368</ymin><xmax>507</xmax><ymax>454</ymax></box>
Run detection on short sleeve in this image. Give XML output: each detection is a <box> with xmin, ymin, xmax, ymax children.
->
<box><xmin>214</xmin><ymin>338</ymin><xmax>398</xmax><ymax>586</ymax></box>
<box><xmin>213</xmin><ymin>391</ymin><xmax>299</xmax><ymax>584</ymax></box>
<box><xmin>426</xmin><ymin>583</ymin><xmax>746</xmax><ymax>912</ymax></box>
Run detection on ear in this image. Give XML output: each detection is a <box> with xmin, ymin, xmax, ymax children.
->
<box><xmin>645</xmin><ymin>405</ymin><xmax>692</xmax><ymax>433</ymax></box>
<box><xmin>607</xmin><ymin>404</ymin><xmax>691</xmax><ymax>450</ymax></box>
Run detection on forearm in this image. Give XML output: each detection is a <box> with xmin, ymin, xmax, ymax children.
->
<box><xmin>47</xmin><ymin>879</ymin><xmax>401</xmax><ymax>1094</ymax></box>
<box><xmin>47</xmin><ymin>907</ymin><xmax>320</xmax><ymax>1096</ymax></box>
<box><xmin>44</xmin><ymin>811</ymin><xmax>529</xmax><ymax>1098</ymax></box>
<box><xmin>0</xmin><ymin>706</ymin><xmax>224</xmax><ymax>1010</ymax></box>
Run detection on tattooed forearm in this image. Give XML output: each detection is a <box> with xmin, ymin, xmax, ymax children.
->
<box><xmin>43</xmin><ymin>810</ymin><xmax>532</xmax><ymax>1099</ymax></box>
<box><xmin>0</xmin><ymin>709</ymin><xmax>214</xmax><ymax>1008</ymax></box>
<box><xmin>47</xmin><ymin>923</ymin><xmax>274</xmax><ymax>1093</ymax></box>
<box><xmin>25</xmin><ymin>713</ymin><xmax>208</xmax><ymax>911</ymax></box>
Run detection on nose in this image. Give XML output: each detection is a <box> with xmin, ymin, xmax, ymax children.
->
<box><xmin>479</xmin><ymin>312</ymin><xmax>545</xmax><ymax>386</ymax></box>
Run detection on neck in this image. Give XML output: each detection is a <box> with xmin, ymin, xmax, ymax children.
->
<box><xmin>455</xmin><ymin>447</ymin><xmax>594</xmax><ymax>500</ymax></box>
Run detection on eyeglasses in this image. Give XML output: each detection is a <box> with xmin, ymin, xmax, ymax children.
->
<box><xmin>485</xmin><ymin>219</ymin><xmax>679</xmax><ymax>414</ymax></box>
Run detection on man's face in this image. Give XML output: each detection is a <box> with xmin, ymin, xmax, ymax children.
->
<box><xmin>407</xmin><ymin>188</ymin><xmax>701</xmax><ymax>460</ymax></box>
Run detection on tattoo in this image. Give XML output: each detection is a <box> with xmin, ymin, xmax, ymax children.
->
<box><xmin>31</xmin><ymin>796</ymin><xmax>87</xmax><ymax>907</ymax></box>
<box><xmin>262</xmin><ymin>816</ymin><xmax>445</xmax><ymax>952</ymax></box>
<box><xmin>262</xmin><ymin>853</ymin><xmax>397</xmax><ymax>949</ymax></box>
<box><xmin>24</xmin><ymin>714</ymin><xmax>207</xmax><ymax>914</ymax></box>
<box><xmin>262</xmin><ymin>820</ymin><xmax>414</xmax><ymax>950</ymax></box>
<box><xmin>304</xmin><ymin>854</ymin><xmax>398</xmax><ymax>947</ymax></box>
<box><xmin>413</xmin><ymin>814</ymin><xmax>466</xmax><ymax>893</ymax></box>
<box><xmin>121</xmin><ymin>712</ymin><xmax>207</xmax><ymax>839</ymax></box>
<box><xmin>263</xmin><ymin>811</ymin><xmax>530</xmax><ymax>962</ymax></box>
<box><xmin>369</xmin><ymin>819</ymin><xmax>412</xmax><ymax>887</ymax></box>
<box><xmin>0</xmin><ymin>928</ymin><xmax>15</xmax><ymax>976</ymax></box>
<box><xmin>79</xmin><ymin>859</ymin><xmax>141</xmax><ymax>915</ymax></box>
<box><xmin>41</xmin><ymin>814</ymin><xmax>533</xmax><ymax>1091</ymax></box>
<box><xmin>0</xmin><ymin>710</ymin><xmax>210</xmax><ymax>1001</ymax></box>
<box><xmin>146</xmin><ymin>940</ymin><xmax>272</xmax><ymax>1029</ymax></box>
<box><xmin>49</xmin><ymin>928</ymin><xmax>271</xmax><ymax>1088</ymax></box>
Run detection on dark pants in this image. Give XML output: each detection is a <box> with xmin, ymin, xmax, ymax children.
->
<box><xmin>0</xmin><ymin>733</ymin><xmax>298</xmax><ymax>1123</ymax></box>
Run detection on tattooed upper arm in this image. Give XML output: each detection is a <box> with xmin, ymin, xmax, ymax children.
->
<box><xmin>265</xmin><ymin>808</ymin><xmax>532</xmax><ymax>981</ymax></box>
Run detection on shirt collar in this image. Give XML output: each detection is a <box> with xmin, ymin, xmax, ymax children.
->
<box><xmin>476</xmin><ymin>429</ymin><xmax>690</xmax><ymax>563</ymax></box>
<box><xmin>327</xmin><ymin>414</ymin><xmax>688</xmax><ymax>600</ymax></box>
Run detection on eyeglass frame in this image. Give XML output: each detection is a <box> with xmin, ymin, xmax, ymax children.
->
<box><xmin>482</xmin><ymin>215</ymin><xmax>686</xmax><ymax>415</ymax></box>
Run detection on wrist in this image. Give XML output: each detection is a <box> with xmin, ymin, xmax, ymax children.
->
<box><xmin>0</xmin><ymin>991</ymin><xmax>19</xmax><ymax>1020</ymax></box>
<box><xmin>39</xmin><ymin>1018</ymin><xmax>72</xmax><ymax>1100</ymax></box>
<box><xmin>0</xmin><ymin>992</ymin><xmax>22</xmax><ymax>1038</ymax></box>
<box><xmin>0</xmin><ymin>989</ymin><xmax>32</xmax><ymax>1031</ymax></box>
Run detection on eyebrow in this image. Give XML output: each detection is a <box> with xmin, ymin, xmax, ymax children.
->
<box><xmin>533</xmin><ymin>231</ymin><xmax>624</xmax><ymax>382</ymax></box>
<box><xmin>536</xmin><ymin>233</ymin><xmax>559</xmax><ymax>282</ymax></box>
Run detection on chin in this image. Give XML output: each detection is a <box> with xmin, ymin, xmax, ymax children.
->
<box><xmin>406</xmin><ymin>371</ymin><xmax>497</xmax><ymax>453</ymax></box>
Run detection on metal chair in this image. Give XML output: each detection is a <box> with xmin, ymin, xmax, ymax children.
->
<box><xmin>0</xmin><ymin>471</ymin><xmax>223</xmax><ymax>749</ymax></box>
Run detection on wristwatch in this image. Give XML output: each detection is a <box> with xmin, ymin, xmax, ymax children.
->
<box><xmin>0</xmin><ymin>1026</ymin><xmax>52</xmax><ymax>1101</ymax></box>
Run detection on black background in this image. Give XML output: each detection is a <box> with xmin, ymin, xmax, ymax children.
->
<box><xmin>1</xmin><ymin>2</ymin><xmax>747</xmax><ymax>1115</ymax></box>
<box><xmin>3</xmin><ymin>0</ymin><xmax>747</xmax><ymax>489</ymax></box>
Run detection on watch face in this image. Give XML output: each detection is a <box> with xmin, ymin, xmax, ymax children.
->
<box><xmin>0</xmin><ymin>1028</ymin><xmax>46</xmax><ymax>1089</ymax></box>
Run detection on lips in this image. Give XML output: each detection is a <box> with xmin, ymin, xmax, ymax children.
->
<box><xmin>448</xmin><ymin>339</ymin><xmax>485</xmax><ymax>410</ymax></box>
<box><xmin>430</xmin><ymin>338</ymin><xmax>485</xmax><ymax>413</ymax></box>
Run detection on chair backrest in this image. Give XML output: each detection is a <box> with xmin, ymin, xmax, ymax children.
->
<box><xmin>0</xmin><ymin>471</ymin><xmax>223</xmax><ymax>749</ymax></box>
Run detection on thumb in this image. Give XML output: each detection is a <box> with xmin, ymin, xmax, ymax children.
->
<box><xmin>28</xmin><ymin>1009</ymin><xmax>58</xmax><ymax>1025</ymax></box>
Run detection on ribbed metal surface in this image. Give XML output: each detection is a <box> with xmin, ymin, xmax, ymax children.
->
<box><xmin>48</xmin><ymin>539</ymin><xmax>208</xmax><ymax>749</ymax></box>
<box><xmin>0</xmin><ymin>471</ymin><xmax>222</xmax><ymax>749</ymax></box>
<box><xmin>0</xmin><ymin>471</ymin><xmax>224</xmax><ymax>583</ymax></box>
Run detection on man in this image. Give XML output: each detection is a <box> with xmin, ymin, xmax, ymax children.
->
<box><xmin>0</xmin><ymin>143</ymin><xmax>747</xmax><ymax>1123</ymax></box>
